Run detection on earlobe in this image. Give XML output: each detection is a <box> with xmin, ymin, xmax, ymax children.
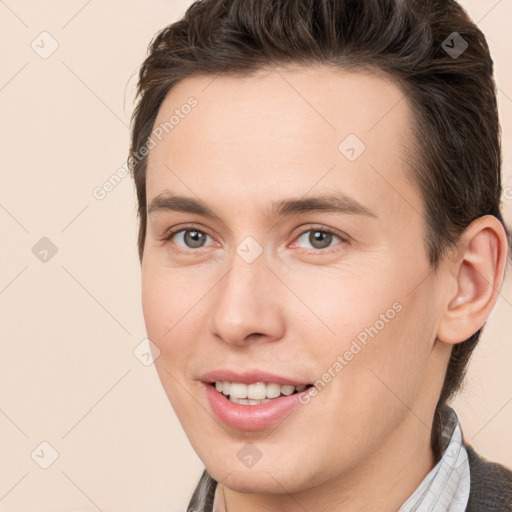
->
<box><xmin>437</xmin><ymin>215</ymin><xmax>508</xmax><ymax>345</ymax></box>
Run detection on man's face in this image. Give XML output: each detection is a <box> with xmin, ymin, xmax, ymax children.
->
<box><xmin>141</xmin><ymin>65</ymin><xmax>450</xmax><ymax>494</ymax></box>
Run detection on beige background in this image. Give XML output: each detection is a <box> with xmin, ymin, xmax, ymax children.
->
<box><xmin>0</xmin><ymin>1</ymin><xmax>511</xmax><ymax>510</ymax></box>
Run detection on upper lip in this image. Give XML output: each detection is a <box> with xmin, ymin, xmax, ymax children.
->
<box><xmin>200</xmin><ymin>369</ymin><xmax>311</xmax><ymax>387</ymax></box>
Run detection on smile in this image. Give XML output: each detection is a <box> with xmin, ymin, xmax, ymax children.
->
<box><xmin>213</xmin><ymin>381</ymin><xmax>310</xmax><ymax>405</ymax></box>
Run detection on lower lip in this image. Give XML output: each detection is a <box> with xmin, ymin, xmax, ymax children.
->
<box><xmin>204</xmin><ymin>383</ymin><xmax>308</xmax><ymax>431</ymax></box>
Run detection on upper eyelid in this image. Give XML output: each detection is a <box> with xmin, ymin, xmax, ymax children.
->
<box><xmin>291</xmin><ymin>227</ymin><xmax>347</xmax><ymax>250</ymax></box>
<box><xmin>293</xmin><ymin>225</ymin><xmax>345</xmax><ymax>238</ymax></box>
<box><xmin>162</xmin><ymin>223</ymin><xmax>215</xmax><ymax>240</ymax></box>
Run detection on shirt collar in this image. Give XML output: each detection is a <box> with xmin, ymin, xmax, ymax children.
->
<box><xmin>397</xmin><ymin>404</ymin><xmax>471</xmax><ymax>511</ymax></box>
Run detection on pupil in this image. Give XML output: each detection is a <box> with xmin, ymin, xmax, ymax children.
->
<box><xmin>185</xmin><ymin>230</ymin><xmax>206</xmax><ymax>248</ymax></box>
<box><xmin>310</xmin><ymin>231</ymin><xmax>332</xmax><ymax>249</ymax></box>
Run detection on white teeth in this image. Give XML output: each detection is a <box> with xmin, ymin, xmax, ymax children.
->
<box><xmin>229</xmin><ymin>396</ymin><xmax>271</xmax><ymax>405</ymax></box>
<box><xmin>214</xmin><ymin>381</ymin><xmax>308</xmax><ymax>402</ymax></box>
<box><xmin>281</xmin><ymin>385</ymin><xmax>295</xmax><ymax>396</ymax></box>
<box><xmin>265</xmin><ymin>383</ymin><xmax>281</xmax><ymax>399</ymax></box>
<box><xmin>247</xmin><ymin>382</ymin><xmax>266</xmax><ymax>400</ymax></box>
<box><xmin>229</xmin><ymin>383</ymin><xmax>248</xmax><ymax>399</ymax></box>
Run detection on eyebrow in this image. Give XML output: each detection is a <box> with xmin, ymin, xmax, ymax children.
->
<box><xmin>147</xmin><ymin>191</ymin><xmax>377</xmax><ymax>220</ymax></box>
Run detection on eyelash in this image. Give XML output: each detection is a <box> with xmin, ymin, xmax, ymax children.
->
<box><xmin>159</xmin><ymin>224</ymin><xmax>349</xmax><ymax>254</ymax></box>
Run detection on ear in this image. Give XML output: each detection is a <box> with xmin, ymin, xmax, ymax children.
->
<box><xmin>437</xmin><ymin>215</ymin><xmax>509</xmax><ymax>345</ymax></box>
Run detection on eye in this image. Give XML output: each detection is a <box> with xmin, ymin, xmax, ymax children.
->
<box><xmin>294</xmin><ymin>227</ymin><xmax>346</xmax><ymax>251</ymax></box>
<box><xmin>164</xmin><ymin>228</ymin><xmax>214</xmax><ymax>250</ymax></box>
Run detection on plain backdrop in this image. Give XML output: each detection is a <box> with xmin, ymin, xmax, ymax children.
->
<box><xmin>0</xmin><ymin>1</ymin><xmax>511</xmax><ymax>510</ymax></box>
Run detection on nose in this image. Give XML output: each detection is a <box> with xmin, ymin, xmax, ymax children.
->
<box><xmin>209</xmin><ymin>250</ymin><xmax>286</xmax><ymax>347</ymax></box>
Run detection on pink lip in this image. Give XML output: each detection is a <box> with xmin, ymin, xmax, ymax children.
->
<box><xmin>200</xmin><ymin>369</ymin><xmax>312</xmax><ymax>431</ymax></box>
<box><xmin>204</xmin><ymin>383</ymin><xmax>308</xmax><ymax>431</ymax></box>
<box><xmin>200</xmin><ymin>369</ymin><xmax>310</xmax><ymax>387</ymax></box>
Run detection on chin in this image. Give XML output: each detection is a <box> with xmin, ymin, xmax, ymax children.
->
<box><xmin>212</xmin><ymin>467</ymin><xmax>307</xmax><ymax>494</ymax></box>
<box><xmin>204</xmin><ymin>453</ymin><xmax>325</xmax><ymax>496</ymax></box>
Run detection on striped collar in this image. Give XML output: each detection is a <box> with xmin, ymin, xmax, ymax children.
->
<box><xmin>397</xmin><ymin>405</ymin><xmax>470</xmax><ymax>511</ymax></box>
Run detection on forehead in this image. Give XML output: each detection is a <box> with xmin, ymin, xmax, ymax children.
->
<box><xmin>146</xmin><ymin>64</ymin><xmax>419</xmax><ymax>224</ymax></box>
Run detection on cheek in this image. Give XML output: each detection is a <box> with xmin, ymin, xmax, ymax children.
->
<box><xmin>336</xmin><ymin>289</ymin><xmax>438</xmax><ymax>426</ymax></box>
<box><xmin>281</xmin><ymin>264</ymin><xmax>404</xmax><ymax>348</ymax></box>
<box><xmin>141</xmin><ymin>261</ymin><xmax>203</xmax><ymax>339</ymax></box>
<box><xmin>305</xmin><ymin>304</ymin><xmax>434</xmax><ymax>471</ymax></box>
<box><xmin>142</xmin><ymin>269</ymin><xmax>201</xmax><ymax>417</ymax></box>
<box><xmin>295</xmin><ymin>262</ymin><xmax>436</xmax><ymax>412</ymax></box>
<box><xmin>141</xmin><ymin>268</ymin><xmax>191</xmax><ymax>383</ymax></box>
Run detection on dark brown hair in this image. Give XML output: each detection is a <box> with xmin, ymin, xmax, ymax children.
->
<box><xmin>129</xmin><ymin>0</ymin><xmax>506</xmax><ymax>461</ymax></box>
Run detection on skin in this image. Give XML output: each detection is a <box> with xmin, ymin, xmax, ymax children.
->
<box><xmin>140</xmin><ymin>64</ymin><xmax>508</xmax><ymax>511</ymax></box>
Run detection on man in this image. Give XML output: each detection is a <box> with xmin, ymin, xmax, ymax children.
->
<box><xmin>129</xmin><ymin>0</ymin><xmax>512</xmax><ymax>510</ymax></box>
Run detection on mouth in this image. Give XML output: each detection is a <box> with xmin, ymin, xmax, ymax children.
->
<box><xmin>210</xmin><ymin>381</ymin><xmax>313</xmax><ymax>405</ymax></box>
<box><xmin>200</xmin><ymin>370</ymin><xmax>315</xmax><ymax>430</ymax></box>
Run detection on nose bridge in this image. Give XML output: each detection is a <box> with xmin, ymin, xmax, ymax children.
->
<box><xmin>209</xmin><ymin>246</ymin><xmax>284</xmax><ymax>345</ymax></box>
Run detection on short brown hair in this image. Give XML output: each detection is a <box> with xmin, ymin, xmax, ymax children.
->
<box><xmin>129</xmin><ymin>0</ymin><xmax>507</xmax><ymax>461</ymax></box>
